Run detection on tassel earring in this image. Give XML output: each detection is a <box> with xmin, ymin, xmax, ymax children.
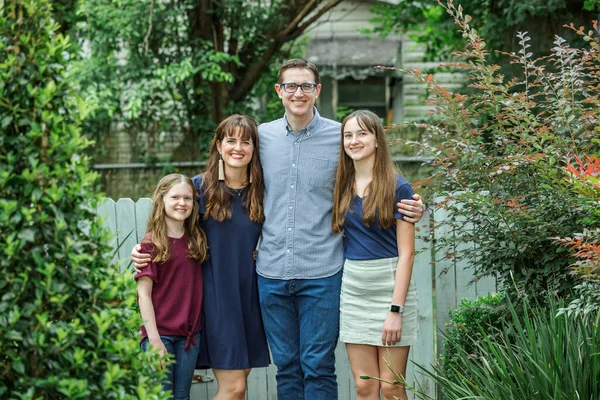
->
<box><xmin>218</xmin><ymin>155</ymin><xmax>225</xmax><ymax>181</ymax></box>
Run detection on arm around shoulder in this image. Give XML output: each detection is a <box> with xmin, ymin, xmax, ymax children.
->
<box><xmin>131</xmin><ymin>242</ymin><xmax>153</xmax><ymax>272</ymax></box>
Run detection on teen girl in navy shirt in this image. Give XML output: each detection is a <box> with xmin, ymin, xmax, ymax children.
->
<box><xmin>332</xmin><ymin>110</ymin><xmax>417</xmax><ymax>400</ymax></box>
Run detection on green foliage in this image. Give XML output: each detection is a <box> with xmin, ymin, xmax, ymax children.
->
<box><xmin>365</xmin><ymin>0</ymin><xmax>464</xmax><ymax>61</ymax></box>
<box><xmin>335</xmin><ymin>106</ymin><xmax>356</xmax><ymax>122</ymax></box>
<box><xmin>0</xmin><ymin>1</ymin><xmax>167</xmax><ymax>398</ymax></box>
<box><xmin>231</xmin><ymin>47</ymin><xmax>304</xmax><ymax>126</ymax></box>
<box><xmin>72</xmin><ymin>0</ymin><xmax>342</xmax><ymax>162</ymax></box>
<box><xmin>367</xmin><ymin>0</ymin><xmax>595</xmax><ymax>64</ymax></box>
<box><xmin>76</xmin><ymin>0</ymin><xmax>239</xmax><ymax>160</ymax></box>
<box><xmin>396</xmin><ymin>3</ymin><xmax>600</xmax><ymax>300</ymax></box>
<box><xmin>416</xmin><ymin>296</ymin><xmax>600</xmax><ymax>399</ymax></box>
<box><xmin>556</xmin><ymin>155</ymin><xmax>600</xmax><ymax>316</ymax></box>
<box><xmin>440</xmin><ymin>293</ymin><xmax>504</xmax><ymax>382</ymax></box>
<box><xmin>584</xmin><ymin>0</ymin><xmax>600</xmax><ymax>11</ymax></box>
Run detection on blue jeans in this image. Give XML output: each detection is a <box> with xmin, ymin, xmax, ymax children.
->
<box><xmin>258</xmin><ymin>270</ymin><xmax>342</xmax><ymax>400</ymax></box>
<box><xmin>142</xmin><ymin>333</ymin><xmax>201</xmax><ymax>400</ymax></box>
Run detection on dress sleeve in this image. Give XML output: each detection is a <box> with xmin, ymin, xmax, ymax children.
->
<box><xmin>134</xmin><ymin>241</ymin><xmax>159</xmax><ymax>282</ymax></box>
<box><xmin>394</xmin><ymin>178</ymin><xmax>415</xmax><ymax>221</ymax></box>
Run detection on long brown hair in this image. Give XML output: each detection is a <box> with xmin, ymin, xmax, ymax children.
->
<box><xmin>144</xmin><ymin>174</ymin><xmax>207</xmax><ymax>263</ymax></box>
<box><xmin>332</xmin><ymin>110</ymin><xmax>398</xmax><ymax>234</ymax></box>
<box><xmin>202</xmin><ymin>114</ymin><xmax>265</xmax><ymax>222</ymax></box>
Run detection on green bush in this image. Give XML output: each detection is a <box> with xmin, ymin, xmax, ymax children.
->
<box><xmin>402</xmin><ymin>2</ymin><xmax>600</xmax><ymax>300</ymax></box>
<box><xmin>417</xmin><ymin>296</ymin><xmax>600</xmax><ymax>399</ymax></box>
<box><xmin>0</xmin><ymin>2</ymin><xmax>167</xmax><ymax>398</ymax></box>
<box><xmin>557</xmin><ymin>155</ymin><xmax>600</xmax><ymax>316</ymax></box>
<box><xmin>440</xmin><ymin>293</ymin><xmax>504</xmax><ymax>381</ymax></box>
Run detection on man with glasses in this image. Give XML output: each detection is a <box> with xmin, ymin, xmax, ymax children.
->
<box><xmin>256</xmin><ymin>59</ymin><xmax>425</xmax><ymax>399</ymax></box>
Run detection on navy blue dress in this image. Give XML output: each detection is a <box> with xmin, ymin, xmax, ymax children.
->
<box><xmin>192</xmin><ymin>174</ymin><xmax>270</xmax><ymax>370</ymax></box>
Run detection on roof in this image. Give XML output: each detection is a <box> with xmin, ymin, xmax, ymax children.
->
<box><xmin>305</xmin><ymin>37</ymin><xmax>400</xmax><ymax>67</ymax></box>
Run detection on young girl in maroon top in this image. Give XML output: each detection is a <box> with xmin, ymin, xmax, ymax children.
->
<box><xmin>135</xmin><ymin>174</ymin><xmax>207</xmax><ymax>400</ymax></box>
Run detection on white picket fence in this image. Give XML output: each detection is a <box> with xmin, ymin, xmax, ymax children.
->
<box><xmin>97</xmin><ymin>198</ymin><xmax>497</xmax><ymax>400</ymax></box>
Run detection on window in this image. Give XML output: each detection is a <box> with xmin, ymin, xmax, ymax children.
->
<box><xmin>337</xmin><ymin>76</ymin><xmax>387</xmax><ymax>119</ymax></box>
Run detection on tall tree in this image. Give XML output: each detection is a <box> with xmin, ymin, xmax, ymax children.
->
<box><xmin>77</xmin><ymin>0</ymin><xmax>344</xmax><ymax>160</ymax></box>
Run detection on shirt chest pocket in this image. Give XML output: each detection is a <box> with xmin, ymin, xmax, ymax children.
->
<box><xmin>301</xmin><ymin>157</ymin><xmax>337</xmax><ymax>188</ymax></box>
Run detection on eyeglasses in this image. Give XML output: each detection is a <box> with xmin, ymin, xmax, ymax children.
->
<box><xmin>279</xmin><ymin>82</ymin><xmax>318</xmax><ymax>94</ymax></box>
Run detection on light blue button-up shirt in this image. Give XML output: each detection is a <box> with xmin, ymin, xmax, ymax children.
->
<box><xmin>256</xmin><ymin>108</ymin><xmax>344</xmax><ymax>279</ymax></box>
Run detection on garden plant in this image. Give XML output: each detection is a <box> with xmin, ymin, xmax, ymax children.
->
<box><xmin>369</xmin><ymin>0</ymin><xmax>600</xmax><ymax>397</ymax></box>
<box><xmin>419</xmin><ymin>296</ymin><xmax>600</xmax><ymax>399</ymax></box>
<box><xmin>439</xmin><ymin>293</ymin><xmax>504</xmax><ymax>382</ymax></box>
<box><xmin>0</xmin><ymin>1</ymin><xmax>168</xmax><ymax>398</ymax></box>
<box><xmin>556</xmin><ymin>154</ymin><xmax>600</xmax><ymax>316</ymax></box>
<box><xmin>367</xmin><ymin>294</ymin><xmax>600</xmax><ymax>399</ymax></box>
<box><xmin>397</xmin><ymin>0</ymin><xmax>600</xmax><ymax>302</ymax></box>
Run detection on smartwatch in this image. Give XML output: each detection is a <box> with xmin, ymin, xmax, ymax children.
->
<box><xmin>389</xmin><ymin>304</ymin><xmax>404</xmax><ymax>314</ymax></box>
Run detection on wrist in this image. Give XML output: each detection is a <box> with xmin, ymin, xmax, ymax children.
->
<box><xmin>387</xmin><ymin>312</ymin><xmax>403</xmax><ymax>320</ymax></box>
<box><xmin>148</xmin><ymin>335</ymin><xmax>162</xmax><ymax>343</ymax></box>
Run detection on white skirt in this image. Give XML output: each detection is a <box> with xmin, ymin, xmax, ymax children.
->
<box><xmin>339</xmin><ymin>257</ymin><xmax>418</xmax><ymax>347</ymax></box>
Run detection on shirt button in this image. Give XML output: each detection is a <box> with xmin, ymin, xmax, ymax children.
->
<box><xmin>292</xmin><ymin>163</ymin><xmax>296</xmax><ymax>167</ymax></box>
<box><xmin>290</xmin><ymin>185</ymin><xmax>294</xmax><ymax>189</ymax></box>
<box><xmin>289</xmin><ymin>206</ymin><xmax>293</xmax><ymax>210</ymax></box>
<box><xmin>286</xmin><ymin>249</ymin><xmax>291</xmax><ymax>253</ymax></box>
<box><xmin>288</xmin><ymin>228</ymin><xmax>292</xmax><ymax>232</ymax></box>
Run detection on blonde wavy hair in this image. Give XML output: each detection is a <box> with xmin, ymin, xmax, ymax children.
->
<box><xmin>144</xmin><ymin>174</ymin><xmax>207</xmax><ymax>263</ymax></box>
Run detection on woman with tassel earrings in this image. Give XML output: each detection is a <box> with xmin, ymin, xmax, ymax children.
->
<box><xmin>132</xmin><ymin>114</ymin><xmax>269</xmax><ymax>400</ymax></box>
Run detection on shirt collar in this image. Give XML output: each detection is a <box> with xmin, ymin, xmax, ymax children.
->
<box><xmin>284</xmin><ymin>107</ymin><xmax>321</xmax><ymax>137</ymax></box>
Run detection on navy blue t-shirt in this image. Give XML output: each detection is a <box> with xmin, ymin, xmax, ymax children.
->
<box><xmin>343</xmin><ymin>175</ymin><xmax>414</xmax><ymax>260</ymax></box>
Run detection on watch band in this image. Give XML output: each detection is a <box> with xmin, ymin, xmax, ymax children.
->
<box><xmin>389</xmin><ymin>304</ymin><xmax>404</xmax><ymax>313</ymax></box>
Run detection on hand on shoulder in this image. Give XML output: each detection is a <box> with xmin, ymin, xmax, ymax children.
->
<box><xmin>397</xmin><ymin>193</ymin><xmax>425</xmax><ymax>223</ymax></box>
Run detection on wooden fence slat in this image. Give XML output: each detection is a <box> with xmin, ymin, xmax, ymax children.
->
<box><xmin>190</xmin><ymin>369</ymin><xmax>217</xmax><ymax>399</ymax></box>
<box><xmin>474</xmin><ymin>245</ymin><xmax>498</xmax><ymax>296</ymax></box>
<box><xmin>115</xmin><ymin>198</ymin><xmax>137</xmax><ymax>272</ymax></box>
<box><xmin>97</xmin><ymin>198</ymin><xmax>119</xmax><ymax>266</ymax></box>
<box><xmin>335</xmin><ymin>340</ymin><xmax>355</xmax><ymax>400</ymax></box>
<box><xmin>135</xmin><ymin>198</ymin><xmax>152</xmax><ymax>243</ymax></box>
<box><xmin>454</xmin><ymin>211</ymin><xmax>477</xmax><ymax>302</ymax></box>
<box><xmin>203</xmin><ymin>369</ymin><xmax>218</xmax><ymax>399</ymax></box>
<box><xmin>246</xmin><ymin>366</ymin><xmax>268</xmax><ymax>400</ymax></box>
<box><xmin>433</xmin><ymin>206</ymin><xmax>456</xmax><ymax>358</ymax></box>
<box><xmin>265</xmin><ymin>361</ymin><xmax>278</xmax><ymax>400</ymax></box>
<box><xmin>97</xmin><ymin>198</ymin><xmax>117</xmax><ymax>233</ymax></box>
<box><xmin>335</xmin><ymin>340</ymin><xmax>350</xmax><ymax>400</ymax></box>
<box><xmin>410</xmin><ymin>214</ymin><xmax>435</xmax><ymax>399</ymax></box>
<box><xmin>475</xmin><ymin>275</ymin><xmax>498</xmax><ymax>297</ymax></box>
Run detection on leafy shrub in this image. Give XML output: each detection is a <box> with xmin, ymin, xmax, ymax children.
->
<box><xmin>0</xmin><ymin>2</ymin><xmax>167</xmax><ymax>398</ymax></box>
<box><xmin>417</xmin><ymin>296</ymin><xmax>600</xmax><ymax>399</ymax></box>
<box><xmin>440</xmin><ymin>293</ymin><xmax>503</xmax><ymax>381</ymax></box>
<box><xmin>391</xmin><ymin>1</ymin><xmax>600</xmax><ymax>300</ymax></box>
<box><xmin>557</xmin><ymin>155</ymin><xmax>600</xmax><ymax>316</ymax></box>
